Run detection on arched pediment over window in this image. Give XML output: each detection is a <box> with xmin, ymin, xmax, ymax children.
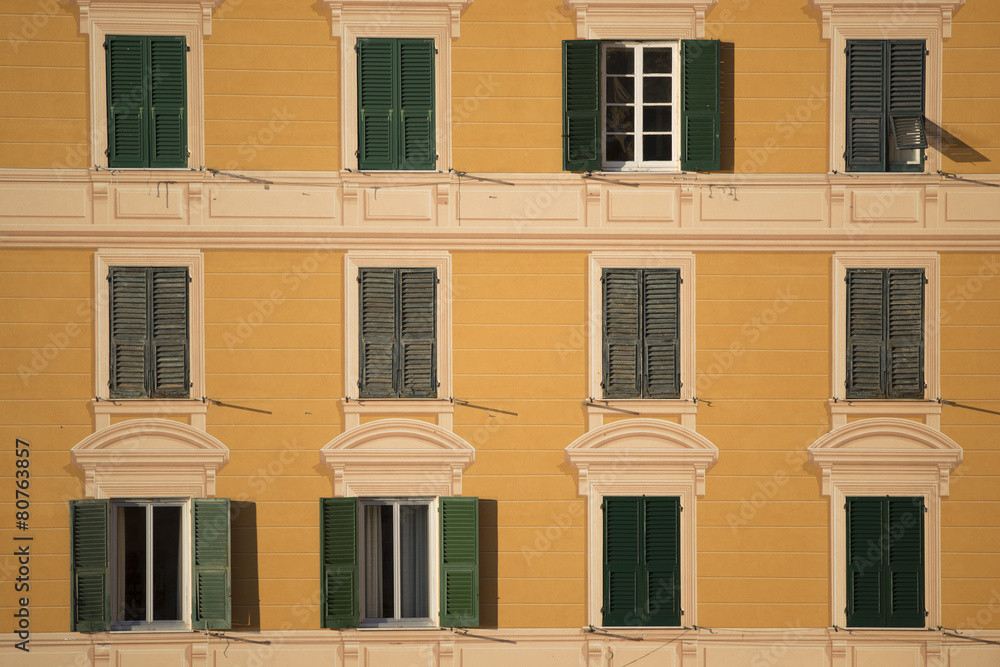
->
<box><xmin>71</xmin><ymin>418</ymin><xmax>229</xmax><ymax>498</ymax></box>
<box><xmin>320</xmin><ymin>418</ymin><xmax>475</xmax><ymax>497</ymax></box>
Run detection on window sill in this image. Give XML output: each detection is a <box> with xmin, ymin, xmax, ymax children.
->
<box><xmin>341</xmin><ymin>398</ymin><xmax>454</xmax><ymax>430</ymax></box>
<box><xmin>585</xmin><ymin>399</ymin><xmax>697</xmax><ymax>431</ymax></box>
<box><xmin>828</xmin><ymin>398</ymin><xmax>941</xmax><ymax>430</ymax></box>
<box><xmin>91</xmin><ymin>398</ymin><xmax>207</xmax><ymax>431</ymax></box>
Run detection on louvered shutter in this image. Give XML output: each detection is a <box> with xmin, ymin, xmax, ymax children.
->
<box><xmin>399</xmin><ymin>268</ymin><xmax>437</xmax><ymax>398</ymax></box>
<box><xmin>644</xmin><ymin>497</ymin><xmax>681</xmax><ymax>626</ymax></box>
<box><xmin>846</xmin><ymin>269</ymin><xmax>885</xmax><ymax>398</ymax></box>
<box><xmin>563</xmin><ymin>40</ymin><xmax>601</xmax><ymax>171</ymax></box>
<box><xmin>603</xmin><ymin>497</ymin><xmax>641</xmax><ymax>626</ymax></box>
<box><xmin>603</xmin><ymin>270</ymin><xmax>641</xmax><ymax>398</ymax></box>
<box><xmin>321</xmin><ymin>498</ymin><xmax>360</xmax><ymax>628</ymax></box>
<box><xmin>887</xmin><ymin>40</ymin><xmax>927</xmax><ymax>152</ymax></box>
<box><xmin>398</xmin><ymin>39</ymin><xmax>435</xmax><ymax>170</ymax></box>
<box><xmin>846</xmin><ymin>40</ymin><xmax>886</xmax><ymax>172</ymax></box>
<box><xmin>358</xmin><ymin>38</ymin><xmax>396</xmax><ymax>170</ymax></box>
<box><xmin>885</xmin><ymin>497</ymin><xmax>925</xmax><ymax>627</ymax></box>
<box><xmin>440</xmin><ymin>496</ymin><xmax>479</xmax><ymax>627</ymax></box>
<box><xmin>359</xmin><ymin>268</ymin><xmax>397</xmax><ymax>397</ymax></box>
<box><xmin>679</xmin><ymin>39</ymin><xmax>721</xmax><ymax>172</ymax></box>
<box><xmin>886</xmin><ymin>269</ymin><xmax>924</xmax><ymax>398</ymax></box>
<box><xmin>109</xmin><ymin>266</ymin><xmax>150</xmax><ymax>398</ymax></box>
<box><xmin>70</xmin><ymin>499</ymin><xmax>110</xmax><ymax>632</ymax></box>
<box><xmin>106</xmin><ymin>36</ymin><xmax>147</xmax><ymax>168</ymax></box>
<box><xmin>846</xmin><ymin>497</ymin><xmax>884</xmax><ymax>627</ymax></box>
<box><xmin>148</xmin><ymin>36</ymin><xmax>187</xmax><ymax>168</ymax></box>
<box><xmin>643</xmin><ymin>269</ymin><xmax>681</xmax><ymax>399</ymax></box>
<box><xmin>192</xmin><ymin>498</ymin><xmax>231</xmax><ymax>630</ymax></box>
<box><xmin>150</xmin><ymin>267</ymin><xmax>190</xmax><ymax>398</ymax></box>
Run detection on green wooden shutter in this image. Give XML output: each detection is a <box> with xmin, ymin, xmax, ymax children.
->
<box><xmin>106</xmin><ymin>35</ymin><xmax>147</xmax><ymax>168</ymax></box>
<box><xmin>359</xmin><ymin>268</ymin><xmax>397</xmax><ymax>397</ymax></box>
<box><xmin>399</xmin><ymin>268</ymin><xmax>437</xmax><ymax>398</ymax></box>
<box><xmin>885</xmin><ymin>497</ymin><xmax>925</xmax><ymax>627</ymax></box>
<box><xmin>886</xmin><ymin>269</ymin><xmax>924</xmax><ymax>398</ymax></box>
<box><xmin>887</xmin><ymin>40</ymin><xmax>927</xmax><ymax>152</ymax></box>
<box><xmin>642</xmin><ymin>269</ymin><xmax>681</xmax><ymax>399</ymax></box>
<box><xmin>846</xmin><ymin>40</ymin><xmax>886</xmax><ymax>172</ymax></box>
<box><xmin>150</xmin><ymin>267</ymin><xmax>190</xmax><ymax>398</ymax></box>
<box><xmin>644</xmin><ymin>497</ymin><xmax>681</xmax><ymax>626</ymax></box>
<box><xmin>603</xmin><ymin>497</ymin><xmax>641</xmax><ymax>626</ymax></box>
<box><xmin>321</xmin><ymin>498</ymin><xmax>360</xmax><ymax>628</ymax></box>
<box><xmin>603</xmin><ymin>269</ymin><xmax>641</xmax><ymax>398</ymax></box>
<box><xmin>358</xmin><ymin>38</ymin><xmax>396</xmax><ymax>170</ymax></box>
<box><xmin>440</xmin><ymin>496</ymin><xmax>479</xmax><ymax>627</ymax></box>
<box><xmin>846</xmin><ymin>268</ymin><xmax>886</xmax><ymax>398</ymax></box>
<box><xmin>398</xmin><ymin>39</ymin><xmax>435</xmax><ymax>170</ymax></box>
<box><xmin>192</xmin><ymin>498</ymin><xmax>231</xmax><ymax>630</ymax></box>
<box><xmin>563</xmin><ymin>40</ymin><xmax>601</xmax><ymax>171</ymax></box>
<box><xmin>109</xmin><ymin>266</ymin><xmax>149</xmax><ymax>398</ymax></box>
<box><xmin>679</xmin><ymin>39</ymin><xmax>721</xmax><ymax>172</ymax></box>
<box><xmin>846</xmin><ymin>497</ymin><xmax>884</xmax><ymax>627</ymax></box>
<box><xmin>70</xmin><ymin>499</ymin><xmax>110</xmax><ymax>632</ymax></box>
<box><xmin>148</xmin><ymin>36</ymin><xmax>187</xmax><ymax>168</ymax></box>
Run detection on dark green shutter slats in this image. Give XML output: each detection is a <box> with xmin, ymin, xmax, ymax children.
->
<box><xmin>148</xmin><ymin>37</ymin><xmax>187</xmax><ymax>168</ymax></box>
<box><xmin>887</xmin><ymin>269</ymin><xmax>925</xmax><ymax>398</ymax></box>
<box><xmin>106</xmin><ymin>36</ymin><xmax>146</xmax><ymax>168</ymax></box>
<box><xmin>192</xmin><ymin>498</ymin><xmax>231</xmax><ymax>630</ymax></box>
<box><xmin>150</xmin><ymin>267</ymin><xmax>190</xmax><ymax>397</ymax></box>
<box><xmin>845</xmin><ymin>40</ymin><xmax>885</xmax><ymax>172</ymax></box>
<box><xmin>440</xmin><ymin>496</ymin><xmax>479</xmax><ymax>627</ymax></box>
<box><xmin>70</xmin><ymin>499</ymin><xmax>111</xmax><ymax>632</ymax></box>
<box><xmin>110</xmin><ymin>266</ymin><xmax>149</xmax><ymax>397</ymax></box>
<box><xmin>400</xmin><ymin>268</ymin><xmax>437</xmax><ymax>398</ymax></box>
<box><xmin>563</xmin><ymin>40</ymin><xmax>601</xmax><ymax>171</ymax></box>
<box><xmin>603</xmin><ymin>269</ymin><xmax>641</xmax><ymax>398</ymax></box>
<box><xmin>399</xmin><ymin>39</ymin><xmax>436</xmax><ymax>170</ymax></box>
<box><xmin>846</xmin><ymin>269</ymin><xmax>885</xmax><ymax>398</ymax></box>
<box><xmin>643</xmin><ymin>497</ymin><xmax>681</xmax><ymax>626</ymax></box>
<box><xmin>358</xmin><ymin>39</ymin><xmax>395</xmax><ymax>170</ymax></box>
<box><xmin>846</xmin><ymin>497</ymin><xmax>924</xmax><ymax>628</ymax></box>
<box><xmin>680</xmin><ymin>39</ymin><xmax>721</xmax><ymax>172</ymax></box>
<box><xmin>643</xmin><ymin>270</ymin><xmax>681</xmax><ymax>398</ymax></box>
<box><xmin>888</xmin><ymin>41</ymin><xmax>927</xmax><ymax>150</ymax></box>
<box><xmin>359</xmin><ymin>268</ymin><xmax>397</xmax><ymax>397</ymax></box>
<box><xmin>321</xmin><ymin>498</ymin><xmax>360</xmax><ymax>628</ymax></box>
<box><xmin>603</xmin><ymin>496</ymin><xmax>641</xmax><ymax>626</ymax></box>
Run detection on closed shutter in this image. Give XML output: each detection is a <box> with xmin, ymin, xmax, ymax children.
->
<box><xmin>603</xmin><ymin>269</ymin><xmax>641</xmax><ymax>398</ymax></box>
<box><xmin>150</xmin><ymin>267</ymin><xmax>190</xmax><ymax>398</ymax></box>
<box><xmin>885</xmin><ymin>497</ymin><xmax>925</xmax><ymax>627</ymax></box>
<box><xmin>358</xmin><ymin>38</ymin><xmax>396</xmax><ymax>170</ymax></box>
<box><xmin>106</xmin><ymin>36</ymin><xmax>147</xmax><ymax>168</ymax></box>
<box><xmin>148</xmin><ymin>36</ymin><xmax>187</xmax><ymax>168</ymax></box>
<box><xmin>846</xmin><ymin>268</ymin><xmax>885</xmax><ymax>398</ymax></box>
<box><xmin>887</xmin><ymin>40</ymin><xmax>927</xmax><ymax>151</ymax></box>
<box><xmin>679</xmin><ymin>39</ymin><xmax>721</xmax><ymax>172</ymax></box>
<box><xmin>439</xmin><ymin>496</ymin><xmax>479</xmax><ymax>627</ymax></box>
<box><xmin>643</xmin><ymin>497</ymin><xmax>681</xmax><ymax>626</ymax></box>
<box><xmin>886</xmin><ymin>269</ymin><xmax>924</xmax><ymax>398</ymax></box>
<box><xmin>192</xmin><ymin>498</ymin><xmax>231</xmax><ymax>630</ymax></box>
<box><xmin>603</xmin><ymin>496</ymin><xmax>641</xmax><ymax>626</ymax></box>
<box><xmin>321</xmin><ymin>498</ymin><xmax>360</xmax><ymax>628</ymax></box>
<box><xmin>359</xmin><ymin>268</ymin><xmax>397</xmax><ymax>397</ymax></box>
<box><xmin>643</xmin><ymin>269</ymin><xmax>681</xmax><ymax>399</ymax></box>
<box><xmin>846</xmin><ymin>40</ymin><xmax>886</xmax><ymax>172</ymax></box>
<box><xmin>563</xmin><ymin>40</ymin><xmax>601</xmax><ymax>171</ymax></box>
<box><xmin>109</xmin><ymin>266</ymin><xmax>150</xmax><ymax>397</ymax></box>
<box><xmin>398</xmin><ymin>39</ymin><xmax>436</xmax><ymax>170</ymax></box>
<box><xmin>70</xmin><ymin>499</ymin><xmax>110</xmax><ymax>632</ymax></box>
<box><xmin>845</xmin><ymin>497</ymin><xmax>883</xmax><ymax>627</ymax></box>
<box><xmin>399</xmin><ymin>268</ymin><xmax>437</xmax><ymax>398</ymax></box>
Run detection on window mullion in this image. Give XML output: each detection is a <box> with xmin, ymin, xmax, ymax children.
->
<box><xmin>146</xmin><ymin>504</ymin><xmax>154</xmax><ymax>623</ymax></box>
<box><xmin>393</xmin><ymin>501</ymin><xmax>402</xmax><ymax>621</ymax></box>
<box><xmin>634</xmin><ymin>45</ymin><xmax>643</xmax><ymax>164</ymax></box>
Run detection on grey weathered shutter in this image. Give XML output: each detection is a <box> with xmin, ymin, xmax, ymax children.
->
<box><xmin>399</xmin><ymin>268</ymin><xmax>437</xmax><ymax>398</ymax></box>
<box><xmin>109</xmin><ymin>266</ymin><xmax>149</xmax><ymax>397</ymax></box>
<box><xmin>680</xmin><ymin>40</ymin><xmax>721</xmax><ymax>171</ymax></box>
<box><xmin>563</xmin><ymin>40</ymin><xmax>601</xmax><ymax>171</ymax></box>
<box><xmin>885</xmin><ymin>497</ymin><xmax>925</xmax><ymax>627</ymax></box>
<box><xmin>846</xmin><ymin>497</ymin><xmax>884</xmax><ymax>627</ymax></box>
<box><xmin>603</xmin><ymin>269</ymin><xmax>641</xmax><ymax>398</ymax></box>
<box><xmin>358</xmin><ymin>38</ymin><xmax>396</xmax><ymax>170</ymax></box>
<box><xmin>846</xmin><ymin>268</ymin><xmax>885</xmax><ymax>398</ymax></box>
<box><xmin>440</xmin><ymin>496</ymin><xmax>479</xmax><ymax>627</ymax></box>
<box><xmin>106</xmin><ymin>35</ymin><xmax>147</xmax><ymax>168</ymax></box>
<box><xmin>148</xmin><ymin>36</ymin><xmax>187</xmax><ymax>168</ymax></box>
<box><xmin>398</xmin><ymin>39</ymin><xmax>435</xmax><ymax>170</ymax></box>
<box><xmin>192</xmin><ymin>498</ymin><xmax>231</xmax><ymax>630</ymax></box>
<box><xmin>643</xmin><ymin>269</ymin><xmax>681</xmax><ymax>399</ymax></box>
<box><xmin>150</xmin><ymin>267</ymin><xmax>190</xmax><ymax>398</ymax></box>
<box><xmin>644</xmin><ymin>497</ymin><xmax>681</xmax><ymax>626</ymax></box>
<box><xmin>886</xmin><ymin>269</ymin><xmax>924</xmax><ymax>398</ymax></box>
<box><xmin>321</xmin><ymin>497</ymin><xmax>360</xmax><ymax>628</ymax></box>
<box><xmin>887</xmin><ymin>40</ymin><xmax>927</xmax><ymax>151</ymax></box>
<box><xmin>846</xmin><ymin>40</ymin><xmax>886</xmax><ymax>172</ymax></box>
<box><xmin>603</xmin><ymin>496</ymin><xmax>641</xmax><ymax>626</ymax></box>
<box><xmin>359</xmin><ymin>268</ymin><xmax>397</xmax><ymax>397</ymax></box>
<box><xmin>70</xmin><ymin>499</ymin><xmax>110</xmax><ymax>632</ymax></box>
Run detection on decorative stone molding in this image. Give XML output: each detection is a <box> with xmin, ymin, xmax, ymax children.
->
<box><xmin>73</xmin><ymin>0</ymin><xmax>225</xmax><ymax>36</ymax></box>
<box><xmin>71</xmin><ymin>418</ymin><xmax>229</xmax><ymax>498</ymax></box>
<box><xmin>321</xmin><ymin>0</ymin><xmax>473</xmax><ymax>37</ymax></box>
<box><xmin>809</xmin><ymin>0</ymin><xmax>965</xmax><ymax>40</ymax></box>
<box><xmin>320</xmin><ymin>418</ymin><xmax>475</xmax><ymax>497</ymax></box>
<box><xmin>563</xmin><ymin>0</ymin><xmax>718</xmax><ymax>39</ymax></box>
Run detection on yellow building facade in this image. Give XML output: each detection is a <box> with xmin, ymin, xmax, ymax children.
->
<box><xmin>1</xmin><ymin>0</ymin><xmax>999</xmax><ymax>665</ymax></box>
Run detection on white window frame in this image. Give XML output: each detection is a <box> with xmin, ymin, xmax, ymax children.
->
<box><xmin>602</xmin><ymin>41</ymin><xmax>680</xmax><ymax>171</ymax></box>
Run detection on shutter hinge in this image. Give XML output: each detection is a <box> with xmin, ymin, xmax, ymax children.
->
<box><xmin>186</xmin><ymin>45</ymin><xmax>191</xmax><ymax>52</ymax></box>
<box><xmin>843</xmin><ymin>501</ymin><xmax>848</xmax><ymax>509</ymax></box>
<box><xmin>355</xmin><ymin>150</ymin><xmax>360</xmax><ymax>158</ymax></box>
<box><xmin>357</xmin><ymin>275</ymin><xmax>362</xmax><ymax>283</ymax></box>
<box><xmin>435</xmin><ymin>48</ymin><xmax>439</xmax><ymax>54</ymax></box>
<box><xmin>925</xmin><ymin>609</ymin><xmax>929</xmax><ymax>616</ymax></box>
<box><xmin>188</xmin><ymin>275</ymin><xmax>192</xmax><ymax>283</ymax></box>
<box><xmin>679</xmin><ymin>276</ymin><xmax>683</xmax><ymax>284</ymax></box>
<box><xmin>354</xmin><ymin>43</ymin><xmax>360</xmax><ymax>53</ymax></box>
<box><xmin>924</xmin><ymin>276</ymin><xmax>929</xmax><ymax>284</ymax></box>
<box><xmin>357</xmin><ymin>379</ymin><xmax>362</xmax><ymax>389</ymax></box>
<box><xmin>924</xmin><ymin>48</ymin><xmax>929</xmax><ymax>56</ymax></box>
<box><xmin>599</xmin><ymin>501</ymin><xmax>604</xmax><ymax>510</ymax></box>
<box><xmin>105</xmin><ymin>148</ymin><xmax>110</xmax><ymax>157</ymax></box>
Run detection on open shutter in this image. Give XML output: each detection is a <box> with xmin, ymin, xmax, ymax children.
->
<box><xmin>886</xmin><ymin>269</ymin><xmax>924</xmax><ymax>398</ymax></box>
<box><xmin>71</xmin><ymin>499</ymin><xmax>110</xmax><ymax>632</ymax></box>
<box><xmin>106</xmin><ymin>35</ymin><xmax>147</xmax><ymax>168</ymax></box>
<box><xmin>846</xmin><ymin>269</ymin><xmax>886</xmax><ymax>398</ymax></box>
<box><xmin>886</xmin><ymin>497</ymin><xmax>925</xmax><ymax>627</ymax></box>
<box><xmin>109</xmin><ymin>266</ymin><xmax>149</xmax><ymax>398</ymax></box>
<box><xmin>148</xmin><ymin>36</ymin><xmax>187</xmax><ymax>168</ymax></box>
<box><xmin>679</xmin><ymin>39</ymin><xmax>721</xmax><ymax>172</ymax></box>
<box><xmin>399</xmin><ymin>268</ymin><xmax>437</xmax><ymax>398</ymax></box>
<box><xmin>440</xmin><ymin>496</ymin><xmax>479</xmax><ymax>627</ymax></box>
<box><xmin>603</xmin><ymin>269</ymin><xmax>641</xmax><ymax>398</ymax></box>
<box><xmin>846</xmin><ymin>497</ymin><xmax>884</xmax><ymax>627</ymax></box>
<box><xmin>887</xmin><ymin>40</ymin><xmax>927</xmax><ymax>151</ymax></box>
<box><xmin>359</xmin><ymin>268</ymin><xmax>397</xmax><ymax>397</ymax></box>
<box><xmin>321</xmin><ymin>498</ymin><xmax>360</xmax><ymax>628</ymax></box>
<box><xmin>563</xmin><ymin>40</ymin><xmax>601</xmax><ymax>171</ymax></box>
<box><xmin>358</xmin><ymin>38</ymin><xmax>396</xmax><ymax>170</ymax></box>
<box><xmin>644</xmin><ymin>497</ymin><xmax>681</xmax><ymax>626</ymax></box>
<box><xmin>846</xmin><ymin>40</ymin><xmax>885</xmax><ymax>172</ymax></box>
<box><xmin>642</xmin><ymin>269</ymin><xmax>681</xmax><ymax>399</ymax></box>
<box><xmin>150</xmin><ymin>267</ymin><xmax>190</xmax><ymax>398</ymax></box>
<box><xmin>398</xmin><ymin>39</ymin><xmax>435</xmax><ymax>170</ymax></box>
<box><xmin>603</xmin><ymin>497</ymin><xmax>641</xmax><ymax>626</ymax></box>
<box><xmin>192</xmin><ymin>498</ymin><xmax>231</xmax><ymax>630</ymax></box>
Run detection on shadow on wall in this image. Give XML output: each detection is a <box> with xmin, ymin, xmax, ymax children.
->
<box><xmin>232</xmin><ymin>501</ymin><xmax>261</xmax><ymax>632</ymax></box>
<box><xmin>926</xmin><ymin>120</ymin><xmax>990</xmax><ymax>164</ymax></box>
<box><xmin>479</xmin><ymin>498</ymin><xmax>499</xmax><ymax>629</ymax></box>
<box><xmin>719</xmin><ymin>42</ymin><xmax>736</xmax><ymax>172</ymax></box>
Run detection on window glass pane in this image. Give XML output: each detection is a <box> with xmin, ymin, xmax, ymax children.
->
<box><xmin>118</xmin><ymin>506</ymin><xmax>146</xmax><ymax>622</ymax></box>
<box><xmin>152</xmin><ymin>506</ymin><xmax>182</xmax><ymax>621</ymax></box>
<box><xmin>643</xmin><ymin>106</ymin><xmax>672</xmax><ymax>133</ymax></box>
<box><xmin>643</xmin><ymin>76</ymin><xmax>672</xmax><ymax>104</ymax></box>
<box><xmin>606</xmin><ymin>46</ymin><xmax>634</xmax><ymax>75</ymax></box>
<box><xmin>643</xmin><ymin>134</ymin><xmax>672</xmax><ymax>162</ymax></box>
<box><xmin>607</xmin><ymin>77</ymin><xmax>634</xmax><ymax>104</ymax></box>
<box><xmin>606</xmin><ymin>134</ymin><xmax>634</xmax><ymax>162</ymax></box>
<box><xmin>643</xmin><ymin>47</ymin><xmax>672</xmax><ymax>74</ymax></box>
<box><xmin>607</xmin><ymin>107</ymin><xmax>634</xmax><ymax>134</ymax></box>
<box><xmin>364</xmin><ymin>504</ymin><xmax>395</xmax><ymax>619</ymax></box>
<box><xmin>399</xmin><ymin>504</ymin><xmax>429</xmax><ymax>619</ymax></box>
